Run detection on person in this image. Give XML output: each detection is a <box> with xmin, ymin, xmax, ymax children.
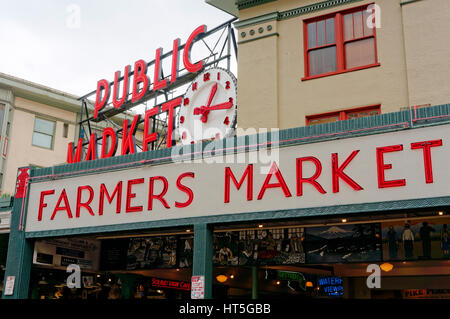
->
<box><xmin>387</xmin><ymin>226</ymin><xmax>398</xmax><ymax>259</ymax></box>
<box><xmin>419</xmin><ymin>221</ymin><xmax>435</xmax><ymax>259</ymax></box>
<box><xmin>108</xmin><ymin>284</ymin><xmax>121</xmax><ymax>299</ymax></box>
<box><xmin>441</xmin><ymin>224</ymin><xmax>449</xmax><ymax>256</ymax></box>
<box><xmin>402</xmin><ymin>224</ymin><xmax>415</xmax><ymax>259</ymax></box>
<box><xmin>218</xmin><ymin>244</ymin><xmax>233</xmax><ymax>264</ymax></box>
<box><xmin>290</xmin><ymin>233</ymin><xmax>304</xmax><ymax>254</ymax></box>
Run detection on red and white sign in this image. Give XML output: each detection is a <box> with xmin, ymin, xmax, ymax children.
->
<box><xmin>25</xmin><ymin>124</ymin><xmax>450</xmax><ymax>233</ymax></box>
<box><xmin>191</xmin><ymin>275</ymin><xmax>205</xmax><ymax>299</ymax></box>
<box><xmin>4</xmin><ymin>276</ymin><xmax>15</xmax><ymax>296</ymax></box>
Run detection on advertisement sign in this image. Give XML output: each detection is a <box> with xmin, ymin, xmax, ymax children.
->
<box><xmin>191</xmin><ymin>275</ymin><xmax>204</xmax><ymax>299</ymax></box>
<box><xmin>4</xmin><ymin>276</ymin><xmax>15</xmax><ymax>296</ymax></box>
<box><xmin>25</xmin><ymin>124</ymin><xmax>450</xmax><ymax>233</ymax></box>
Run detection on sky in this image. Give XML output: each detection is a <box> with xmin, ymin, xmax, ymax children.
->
<box><xmin>0</xmin><ymin>0</ymin><xmax>234</xmax><ymax>97</ymax></box>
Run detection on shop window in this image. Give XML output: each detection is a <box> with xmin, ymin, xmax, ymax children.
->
<box><xmin>63</xmin><ymin>123</ymin><xmax>69</xmax><ymax>138</ymax></box>
<box><xmin>306</xmin><ymin>105</ymin><xmax>381</xmax><ymax>126</ymax></box>
<box><xmin>32</xmin><ymin>117</ymin><xmax>56</xmax><ymax>149</ymax></box>
<box><xmin>303</xmin><ymin>4</ymin><xmax>379</xmax><ymax>79</ymax></box>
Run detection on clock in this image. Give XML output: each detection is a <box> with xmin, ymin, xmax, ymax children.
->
<box><xmin>177</xmin><ymin>67</ymin><xmax>237</xmax><ymax>145</ymax></box>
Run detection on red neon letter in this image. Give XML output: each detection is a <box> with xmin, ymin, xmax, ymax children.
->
<box><xmin>376</xmin><ymin>145</ymin><xmax>406</xmax><ymax>188</ymax></box>
<box><xmin>148</xmin><ymin>176</ymin><xmax>170</xmax><ymax>210</ymax></box>
<box><xmin>162</xmin><ymin>97</ymin><xmax>182</xmax><ymax>148</ymax></box>
<box><xmin>131</xmin><ymin>59</ymin><xmax>150</xmax><ymax>103</ymax></box>
<box><xmin>67</xmin><ymin>138</ymin><xmax>83</xmax><ymax>164</ymax></box>
<box><xmin>126</xmin><ymin>178</ymin><xmax>144</xmax><ymax>213</ymax></box>
<box><xmin>171</xmin><ymin>38</ymin><xmax>180</xmax><ymax>83</ymax></box>
<box><xmin>143</xmin><ymin>106</ymin><xmax>159</xmax><ymax>152</ymax></box>
<box><xmin>257</xmin><ymin>162</ymin><xmax>292</xmax><ymax>200</ymax></box>
<box><xmin>183</xmin><ymin>25</ymin><xmax>206</xmax><ymax>73</ymax></box>
<box><xmin>175</xmin><ymin>172</ymin><xmax>195</xmax><ymax>208</ymax></box>
<box><xmin>411</xmin><ymin>139</ymin><xmax>443</xmax><ymax>184</ymax></box>
<box><xmin>76</xmin><ymin>185</ymin><xmax>95</xmax><ymax>218</ymax></box>
<box><xmin>101</xmin><ymin>127</ymin><xmax>117</xmax><ymax>158</ymax></box>
<box><xmin>331</xmin><ymin>150</ymin><xmax>363</xmax><ymax>193</ymax></box>
<box><xmin>121</xmin><ymin>114</ymin><xmax>141</xmax><ymax>155</ymax></box>
<box><xmin>153</xmin><ymin>48</ymin><xmax>168</xmax><ymax>91</ymax></box>
<box><xmin>112</xmin><ymin>65</ymin><xmax>130</xmax><ymax>109</ymax></box>
<box><xmin>94</xmin><ymin>79</ymin><xmax>110</xmax><ymax>119</ymax></box>
<box><xmin>85</xmin><ymin>133</ymin><xmax>97</xmax><ymax>161</ymax></box>
<box><xmin>296</xmin><ymin>157</ymin><xmax>326</xmax><ymax>196</ymax></box>
<box><xmin>99</xmin><ymin>182</ymin><xmax>122</xmax><ymax>215</ymax></box>
<box><xmin>224</xmin><ymin>165</ymin><xmax>253</xmax><ymax>203</ymax></box>
<box><xmin>51</xmin><ymin>189</ymin><xmax>73</xmax><ymax>220</ymax></box>
<box><xmin>38</xmin><ymin>190</ymin><xmax>55</xmax><ymax>221</ymax></box>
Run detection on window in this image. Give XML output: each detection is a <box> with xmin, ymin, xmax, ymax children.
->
<box><xmin>32</xmin><ymin>117</ymin><xmax>55</xmax><ymax>149</ymax></box>
<box><xmin>63</xmin><ymin>123</ymin><xmax>69</xmax><ymax>138</ymax></box>
<box><xmin>304</xmin><ymin>4</ymin><xmax>378</xmax><ymax>79</ymax></box>
<box><xmin>306</xmin><ymin>105</ymin><xmax>381</xmax><ymax>126</ymax></box>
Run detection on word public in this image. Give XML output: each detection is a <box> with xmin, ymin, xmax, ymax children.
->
<box><xmin>67</xmin><ymin>25</ymin><xmax>207</xmax><ymax>164</ymax></box>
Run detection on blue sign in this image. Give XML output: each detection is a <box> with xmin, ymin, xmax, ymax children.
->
<box><xmin>318</xmin><ymin>277</ymin><xmax>344</xmax><ymax>296</ymax></box>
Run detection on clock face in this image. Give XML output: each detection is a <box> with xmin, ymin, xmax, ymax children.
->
<box><xmin>177</xmin><ymin>67</ymin><xmax>237</xmax><ymax>145</ymax></box>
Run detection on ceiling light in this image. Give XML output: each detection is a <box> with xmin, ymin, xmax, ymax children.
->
<box><xmin>438</xmin><ymin>211</ymin><xmax>444</xmax><ymax>216</ymax></box>
<box><xmin>258</xmin><ymin>224</ymin><xmax>263</xmax><ymax>228</ymax></box>
<box><xmin>380</xmin><ymin>262</ymin><xmax>394</xmax><ymax>272</ymax></box>
<box><xmin>276</xmin><ymin>281</ymin><xmax>280</xmax><ymax>285</ymax></box>
<box><xmin>306</xmin><ymin>281</ymin><xmax>313</xmax><ymax>287</ymax></box>
<box><xmin>216</xmin><ymin>275</ymin><xmax>228</xmax><ymax>283</ymax></box>
<box><xmin>230</xmin><ymin>274</ymin><xmax>234</xmax><ymax>279</ymax></box>
<box><xmin>341</xmin><ymin>219</ymin><xmax>347</xmax><ymax>223</ymax></box>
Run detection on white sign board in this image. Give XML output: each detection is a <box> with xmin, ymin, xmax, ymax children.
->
<box><xmin>191</xmin><ymin>275</ymin><xmax>205</xmax><ymax>299</ymax></box>
<box><xmin>4</xmin><ymin>276</ymin><xmax>15</xmax><ymax>296</ymax></box>
<box><xmin>25</xmin><ymin>124</ymin><xmax>450</xmax><ymax>233</ymax></box>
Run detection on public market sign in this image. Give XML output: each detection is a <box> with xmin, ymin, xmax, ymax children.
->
<box><xmin>26</xmin><ymin>124</ymin><xmax>449</xmax><ymax>233</ymax></box>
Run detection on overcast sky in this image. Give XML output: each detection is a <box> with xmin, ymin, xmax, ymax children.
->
<box><xmin>0</xmin><ymin>0</ymin><xmax>234</xmax><ymax>97</ymax></box>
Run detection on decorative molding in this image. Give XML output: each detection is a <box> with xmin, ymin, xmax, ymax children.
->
<box><xmin>400</xmin><ymin>0</ymin><xmax>423</xmax><ymax>6</ymax></box>
<box><xmin>238</xmin><ymin>32</ymin><xmax>279</xmax><ymax>45</ymax></box>
<box><xmin>235</xmin><ymin>0</ymin><xmax>364</xmax><ymax>28</ymax></box>
<box><xmin>237</xmin><ymin>0</ymin><xmax>277</xmax><ymax>11</ymax></box>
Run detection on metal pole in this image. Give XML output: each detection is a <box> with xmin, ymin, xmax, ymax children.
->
<box><xmin>252</xmin><ymin>266</ymin><xmax>259</xmax><ymax>299</ymax></box>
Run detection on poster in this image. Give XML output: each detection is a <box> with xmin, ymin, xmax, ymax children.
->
<box><xmin>191</xmin><ymin>275</ymin><xmax>204</xmax><ymax>299</ymax></box>
<box><xmin>126</xmin><ymin>236</ymin><xmax>178</xmax><ymax>270</ymax></box>
<box><xmin>305</xmin><ymin>223</ymin><xmax>382</xmax><ymax>263</ymax></box>
<box><xmin>382</xmin><ymin>217</ymin><xmax>450</xmax><ymax>261</ymax></box>
<box><xmin>213</xmin><ymin>227</ymin><xmax>306</xmax><ymax>266</ymax></box>
<box><xmin>33</xmin><ymin>238</ymin><xmax>101</xmax><ymax>271</ymax></box>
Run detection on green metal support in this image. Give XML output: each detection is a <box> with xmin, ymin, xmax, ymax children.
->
<box><xmin>192</xmin><ymin>223</ymin><xmax>213</xmax><ymax>299</ymax></box>
<box><xmin>252</xmin><ymin>266</ymin><xmax>259</xmax><ymax>299</ymax></box>
<box><xmin>2</xmin><ymin>192</ymin><xmax>33</xmax><ymax>299</ymax></box>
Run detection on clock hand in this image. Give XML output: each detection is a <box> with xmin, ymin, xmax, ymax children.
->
<box><xmin>203</xmin><ymin>101</ymin><xmax>232</xmax><ymax>111</ymax></box>
<box><xmin>206</xmin><ymin>83</ymin><xmax>218</xmax><ymax>107</ymax></box>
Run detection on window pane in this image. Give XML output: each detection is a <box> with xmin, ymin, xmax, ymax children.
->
<box><xmin>309</xmin><ymin>46</ymin><xmax>337</xmax><ymax>76</ymax></box>
<box><xmin>363</xmin><ymin>8</ymin><xmax>374</xmax><ymax>36</ymax></box>
<box><xmin>326</xmin><ymin>18</ymin><xmax>335</xmax><ymax>44</ymax></box>
<box><xmin>32</xmin><ymin>132</ymin><xmax>52</xmax><ymax>149</ymax></box>
<box><xmin>353</xmin><ymin>11</ymin><xmax>363</xmax><ymax>38</ymax></box>
<box><xmin>0</xmin><ymin>104</ymin><xmax>4</xmax><ymax>130</ymax></box>
<box><xmin>317</xmin><ymin>20</ymin><xmax>326</xmax><ymax>46</ymax></box>
<box><xmin>345</xmin><ymin>38</ymin><xmax>375</xmax><ymax>69</ymax></box>
<box><xmin>308</xmin><ymin>22</ymin><xmax>316</xmax><ymax>48</ymax></box>
<box><xmin>344</xmin><ymin>13</ymin><xmax>353</xmax><ymax>41</ymax></box>
<box><xmin>308</xmin><ymin>115</ymin><xmax>339</xmax><ymax>125</ymax></box>
<box><xmin>34</xmin><ymin>118</ymin><xmax>55</xmax><ymax>135</ymax></box>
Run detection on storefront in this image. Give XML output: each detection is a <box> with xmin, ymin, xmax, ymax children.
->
<box><xmin>3</xmin><ymin>102</ymin><xmax>450</xmax><ymax>299</ymax></box>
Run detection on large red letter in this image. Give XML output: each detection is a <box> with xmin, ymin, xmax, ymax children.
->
<box><xmin>101</xmin><ymin>127</ymin><xmax>117</xmax><ymax>158</ymax></box>
<box><xmin>171</xmin><ymin>38</ymin><xmax>180</xmax><ymax>83</ymax></box>
<box><xmin>51</xmin><ymin>189</ymin><xmax>73</xmax><ymax>220</ymax></box>
<box><xmin>85</xmin><ymin>133</ymin><xmax>98</xmax><ymax>161</ymax></box>
<box><xmin>148</xmin><ymin>176</ymin><xmax>170</xmax><ymax>210</ymax></box>
<box><xmin>76</xmin><ymin>186</ymin><xmax>95</xmax><ymax>218</ymax></box>
<box><xmin>332</xmin><ymin>150</ymin><xmax>363</xmax><ymax>193</ymax></box>
<box><xmin>257</xmin><ymin>162</ymin><xmax>292</xmax><ymax>200</ymax></box>
<box><xmin>162</xmin><ymin>97</ymin><xmax>182</xmax><ymax>148</ymax></box>
<box><xmin>143</xmin><ymin>107</ymin><xmax>159</xmax><ymax>152</ymax></box>
<box><xmin>376</xmin><ymin>145</ymin><xmax>406</xmax><ymax>188</ymax></box>
<box><xmin>183</xmin><ymin>25</ymin><xmax>206</xmax><ymax>73</ymax></box>
<box><xmin>121</xmin><ymin>114</ymin><xmax>141</xmax><ymax>155</ymax></box>
<box><xmin>296</xmin><ymin>157</ymin><xmax>326</xmax><ymax>196</ymax></box>
<box><xmin>131</xmin><ymin>59</ymin><xmax>150</xmax><ymax>103</ymax></box>
<box><xmin>112</xmin><ymin>65</ymin><xmax>130</xmax><ymax>109</ymax></box>
<box><xmin>99</xmin><ymin>182</ymin><xmax>122</xmax><ymax>215</ymax></box>
<box><xmin>224</xmin><ymin>165</ymin><xmax>253</xmax><ymax>203</ymax></box>
<box><xmin>38</xmin><ymin>190</ymin><xmax>55</xmax><ymax>221</ymax></box>
<box><xmin>411</xmin><ymin>139</ymin><xmax>443</xmax><ymax>184</ymax></box>
<box><xmin>67</xmin><ymin>138</ymin><xmax>83</xmax><ymax>163</ymax></box>
<box><xmin>153</xmin><ymin>48</ymin><xmax>168</xmax><ymax>91</ymax></box>
<box><xmin>94</xmin><ymin>79</ymin><xmax>110</xmax><ymax>118</ymax></box>
<box><xmin>126</xmin><ymin>179</ymin><xmax>144</xmax><ymax>213</ymax></box>
<box><xmin>175</xmin><ymin>172</ymin><xmax>195</xmax><ymax>208</ymax></box>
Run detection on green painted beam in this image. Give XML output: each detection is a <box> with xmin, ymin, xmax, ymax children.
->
<box><xmin>2</xmin><ymin>195</ymin><xmax>33</xmax><ymax>299</ymax></box>
<box><xmin>192</xmin><ymin>223</ymin><xmax>213</xmax><ymax>299</ymax></box>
